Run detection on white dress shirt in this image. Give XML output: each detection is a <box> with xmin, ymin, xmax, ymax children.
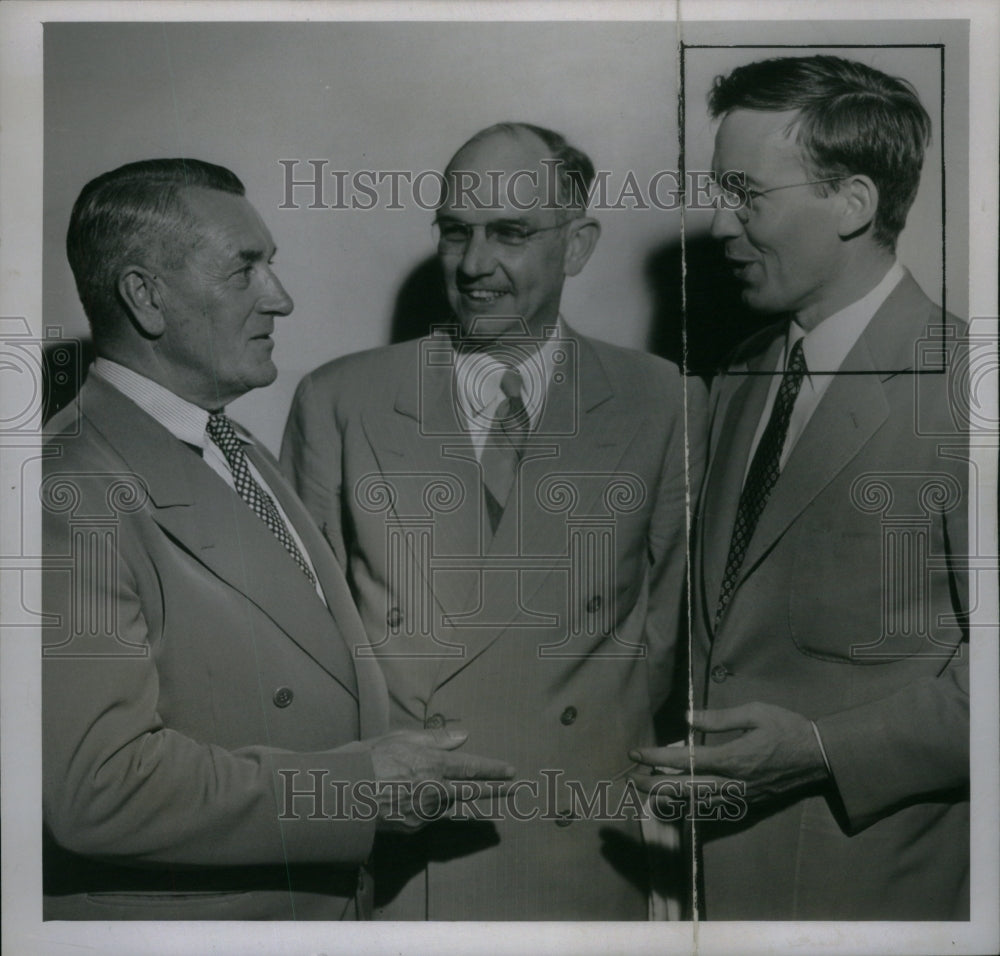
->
<box><xmin>453</xmin><ymin>321</ymin><xmax>564</xmax><ymax>459</ymax></box>
<box><xmin>745</xmin><ymin>261</ymin><xmax>905</xmax><ymax>481</ymax></box>
<box><xmin>91</xmin><ymin>359</ymin><xmax>323</xmax><ymax>596</ymax></box>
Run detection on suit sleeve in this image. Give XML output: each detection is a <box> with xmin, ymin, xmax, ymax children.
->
<box><xmin>815</xmin><ymin>467</ymin><xmax>969</xmax><ymax>832</ymax></box>
<box><xmin>644</xmin><ymin>371</ymin><xmax>709</xmax><ymax>711</ymax></box>
<box><xmin>280</xmin><ymin>371</ymin><xmax>347</xmax><ymax>565</ymax></box>
<box><xmin>42</xmin><ymin>475</ymin><xmax>378</xmax><ymax>869</ymax></box>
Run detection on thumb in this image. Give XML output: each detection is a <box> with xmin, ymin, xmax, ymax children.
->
<box><xmin>689</xmin><ymin>705</ymin><xmax>757</xmax><ymax>734</ymax></box>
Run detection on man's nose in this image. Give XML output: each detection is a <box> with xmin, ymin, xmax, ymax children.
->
<box><xmin>458</xmin><ymin>226</ymin><xmax>498</xmax><ymax>277</ymax></box>
<box><xmin>710</xmin><ymin>205</ymin><xmax>744</xmax><ymax>241</ymax></box>
<box><xmin>261</xmin><ymin>270</ymin><xmax>294</xmax><ymax>316</ymax></box>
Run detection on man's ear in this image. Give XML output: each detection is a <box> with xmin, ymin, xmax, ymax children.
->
<box><xmin>118</xmin><ymin>266</ymin><xmax>166</xmax><ymax>337</ymax></box>
<box><xmin>837</xmin><ymin>175</ymin><xmax>879</xmax><ymax>240</ymax></box>
<box><xmin>563</xmin><ymin>217</ymin><xmax>601</xmax><ymax>277</ymax></box>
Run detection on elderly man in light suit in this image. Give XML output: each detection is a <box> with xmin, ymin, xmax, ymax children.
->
<box><xmin>282</xmin><ymin>123</ymin><xmax>706</xmax><ymax>919</ymax></box>
<box><xmin>633</xmin><ymin>55</ymin><xmax>969</xmax><ymax>920</ymax></box>
<box><xmin>42</xmin><ymin>158</ymin><xmax>512</xmax><ymax>921</ymax></box>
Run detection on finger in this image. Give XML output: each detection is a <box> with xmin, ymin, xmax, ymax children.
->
<box><xmin>629</xmin><ymin>745</ymin><xmax>690</xmax><ymax>769</ymax></box>
<box><xmin>392</xmin><ymin>728</ymin><xmax>470</xmax><ymax>751</ymax></box>
<box><xmin>688</xmin><ymin>705</ymin><xmax>760</xmax><ymax>734</ymax></box>
<box><xmin>646</xmin><ymin>775</ymin><xmax>737</xmax><ymax>816</ymax></box>
<box><xmin>632</xmin><ymin>743</ymin><xmax>742</xmax><ymax>777</ymax></box>
<box><xmin>630</xmin><ymin>771</ymin><xmax>675</xmax><ymax>795</ymax></box>
<box><xmin>438</xmin><ymin>752</ymin><xmax>515</xmax><ymax>780</ymax></box>
<box><xmin>445</xmin><ymin>780</ymin><xmax>513</xmax><ymax>804</ymax></box>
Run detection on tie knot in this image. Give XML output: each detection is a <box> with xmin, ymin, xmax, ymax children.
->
<box><xmin>786</xmin><ymin>338</ymin><xmax>807</xmax><ymax>374</ymax></box>
<box><xmin>499</xmin><ymin>367</ymin><xmax>523</xmax><ymax>401</ymax></box>
<box><xmin>207</xmin><ymin>413</ymin><xmax>241</xmax><ymax>455</ymax></box>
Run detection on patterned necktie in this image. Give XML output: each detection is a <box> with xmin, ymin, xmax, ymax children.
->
<box><xmin>716</xmin><ymin>338</ymin><xmax>807</xmax><ymax>625</ymax></box>
<box><xmin>206</xmin><ymin>413</ymin><xmax>317</xmax><ymax>586</ymax></box>
<box><xmin>480</xmin><ymin>367</ymin><xmax>531</xmax><ymax>534</ymax></box>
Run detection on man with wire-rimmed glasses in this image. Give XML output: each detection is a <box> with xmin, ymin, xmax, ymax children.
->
<box><xmin>632</xmin><ymin>54</ymin><xmax>969</xmax><ymax>920</ymax></box>
<box><xmin>282</xmin><ymin>122</ymin><xmax>705</xmax><ymax>919</ymax></box>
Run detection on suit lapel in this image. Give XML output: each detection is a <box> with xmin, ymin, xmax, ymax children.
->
<box><xmin>249</xmin><ymin>444</ymin><xmax>388</xmax><ymax>736</ymax></box>
<box><xmin>715</xmin><ymin>274</ymin><xmax>930</xmax><ymax>611</ymax></box>
<box><xmin>361</xmin><ymin>347</ymin><xmax>486</xmax><ymax>625</ymax></box>
<box><xmin>81</xmin><ymin>377</ymin><xmax>362</xmax><ymax>701</ymax></box>
<box><xmin>734</xmin><ymin>344</ymin><xmax>890</xmax><ymax>584</ymax></box>
<box><xmin>699</xmin><ymin>338</ymin><xmax>783</xmax><ymax>627</ymax></box>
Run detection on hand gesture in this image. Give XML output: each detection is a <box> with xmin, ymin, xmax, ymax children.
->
<box><xmin>367</xmin><ymin>729</ymin><xmax>515</xmax><ymax>832</ymax></box>
<box><xmin>629</xmin><ymin>703</ymin><xmax>829</xmax><ymax>818</ymax></box>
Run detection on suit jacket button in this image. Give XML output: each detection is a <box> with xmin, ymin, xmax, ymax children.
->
<box><xmin>710</xmin><ymin>665</ymin><xmax>729</xmax><ymax>683</ymax></box>
<box><xmin>424</xmin><ymin>713</ymin><xmax>446</xmax><ymax>730</ymax></box>
<box><xmin>386</xmin><ymin>607</ymin><xmax>402</xmax><ymax>628</ymax></box>
<box><xmin>272</xmin><ymin>686</ymin><xmax>294</xmax><ymax>707</ymax></box>
<box><xmin>560</xmin><ymin>706</ymin><xmax>578</xmax><ymax>725</ymax></box>
<box><xmin>554</xmin><ymin>810</ymin><xmax>576</xmax><ymax>828</ymax></box>
<box><xmin>586</xmin><ymin>595</ymin><xmax>602</xmax><ymax>614</ymax></box>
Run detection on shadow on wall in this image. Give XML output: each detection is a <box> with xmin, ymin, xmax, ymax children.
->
<box><xmin>390</xmin><ymin>255</ymin><xmax>451</xmax><ymax>343</ymax></box>
<box><xmin>646</xmin><ymin>233</ymin><xmax>772</xmax><ymax>379</ymax></box>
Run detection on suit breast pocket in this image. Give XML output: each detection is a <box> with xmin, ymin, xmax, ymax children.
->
<box><xmin>787</xmin><ymin>525</ymin><xmax>899</xmax><ymax>663</ymax></box>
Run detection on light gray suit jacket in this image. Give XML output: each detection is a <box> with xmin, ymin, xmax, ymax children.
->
<box><xmin>282</xmin><ymin>327</ymin><xmax>706</xmax><ymax>919</ymax></box>
<box><xmin>691</xmin><ymin>274</ymin><xmax>969</xmax><ymax>919</ymax></box>
<box><xmin>42</xmin><ymin>375</ymin><xmax>389</xmax><ymax>920</ymax></box>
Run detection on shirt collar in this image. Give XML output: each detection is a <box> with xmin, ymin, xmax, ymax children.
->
<box><xmin>788</xmin><ymin>261</ymin><xmax>905</xmax><ymax>375</ymax></box>
<box><xmin>90</xmin><ymin>358</ymin><xmax>240</xmax><ymax>449</ymax></box>
<box><xmin>453</xmin><ymin>318</ymin><xmax>564</xmax><ymax>425</ymax></box>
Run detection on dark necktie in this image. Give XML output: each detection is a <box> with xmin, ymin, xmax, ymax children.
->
<box><xmin>480</xmin><ymin>367</ymin><xmax>531</xmax><ymax>535</ymax></box>
<box><xmin>206</xmin><ymin>413</ymin><xmax>317</xmax><ymax>586</ymax></box>
<box><xmin>716</xmin><ymin>338</ymin><xmax>807</xmax><ymax>625</ymax></box>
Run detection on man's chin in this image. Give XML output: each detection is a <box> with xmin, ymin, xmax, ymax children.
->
<box><xmin>244</xmin><ymin>362</ymin><xmax>278</xmax><ymax>391</ymax></box>
<box><xmin>457</xmin><ymin>312</ymin><xmax>533</xmax><ymax>342</ymax></box>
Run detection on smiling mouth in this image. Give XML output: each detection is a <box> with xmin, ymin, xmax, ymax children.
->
<box><xmin>459</xmin><ymin>289</ymin><xmax>510</xmax><ymax>304</ymax></box>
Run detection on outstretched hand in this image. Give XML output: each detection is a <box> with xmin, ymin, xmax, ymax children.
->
<box><xmin>629</xmin><ymin>703</ymin><xmax>830</xmax><ymax>816</ymax></box>
<box><xmin>368</xmin><ymin>729</ymin><xmax>515</xmax><ymax>832</ymax></box>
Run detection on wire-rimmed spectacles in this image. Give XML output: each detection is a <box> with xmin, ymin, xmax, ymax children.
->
<box><xmin>709</xmin><ymin>176</ymin><xmax>844</xmax><ymax>222</ymax></box>
<box><xmin>433</xmin><ymin>218</ymin><xmax>570</xmax><ymax>250</ymax></box>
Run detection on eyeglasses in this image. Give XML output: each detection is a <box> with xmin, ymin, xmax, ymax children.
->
<box><xmin>709</xmin><ymin>176</ymin><xmax>843</xmax><ymax>222</ymax></box>
<box><xmin>433</xmin><ymin>218</ymin><xmax>569</xmax><ymax>250</ymax></box>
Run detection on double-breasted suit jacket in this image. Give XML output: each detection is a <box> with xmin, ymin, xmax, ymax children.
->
<box><xmin>691</xmin><ymin>273</ymin><xmax>969</xmax><ymax>919</ymax></box>
<box><xmin>42</xmin><ymin>375</ymin><xmax>389</xmax><ymax>920</ymax></box>
<box><xmin>282</xmin><ymin>327</ymin><xmax>706</xmax><ymax>919</ymax></box>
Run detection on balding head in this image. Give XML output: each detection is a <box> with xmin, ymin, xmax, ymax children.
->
<box><xmin>443</xmin><ymin>122</ymin><xmax>595</xmax><ymax>214</ymax></box>
<box><xmin>434</xmin><ymin>123</ymin><xmax>601</xmax><ymax>343</ymax></box>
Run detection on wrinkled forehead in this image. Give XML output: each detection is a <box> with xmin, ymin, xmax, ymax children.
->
<box><xmin>441</xmin><ymin>130</ymin><xmax>556</xmax><ymax>216</ymax></box>
<box><xmin>711</xmin><ymin>108</ymin><xmax>810</xmax><ymax>184</ymax></box>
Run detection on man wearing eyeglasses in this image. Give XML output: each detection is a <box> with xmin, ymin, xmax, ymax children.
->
<box><xmin>282</xmin><ymin>122</ymin><xmax>706</xmax><ymax>919</ymax></box>
<box><xmin>631</xmin><ymin>55</ymin><xmax>969</xmax><ymax>919</ymax></box>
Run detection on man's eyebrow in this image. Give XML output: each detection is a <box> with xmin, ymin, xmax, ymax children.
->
<box><xmin>234</xmin><ymin>246</ymin><xmax>274</xmax><ymax>264</ymax></box>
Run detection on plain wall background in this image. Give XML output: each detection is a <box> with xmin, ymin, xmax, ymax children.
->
<box><xmin>44</xmin><ymin>20</ymin><xmax>968</xmax><ymax>452</ymax></box>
